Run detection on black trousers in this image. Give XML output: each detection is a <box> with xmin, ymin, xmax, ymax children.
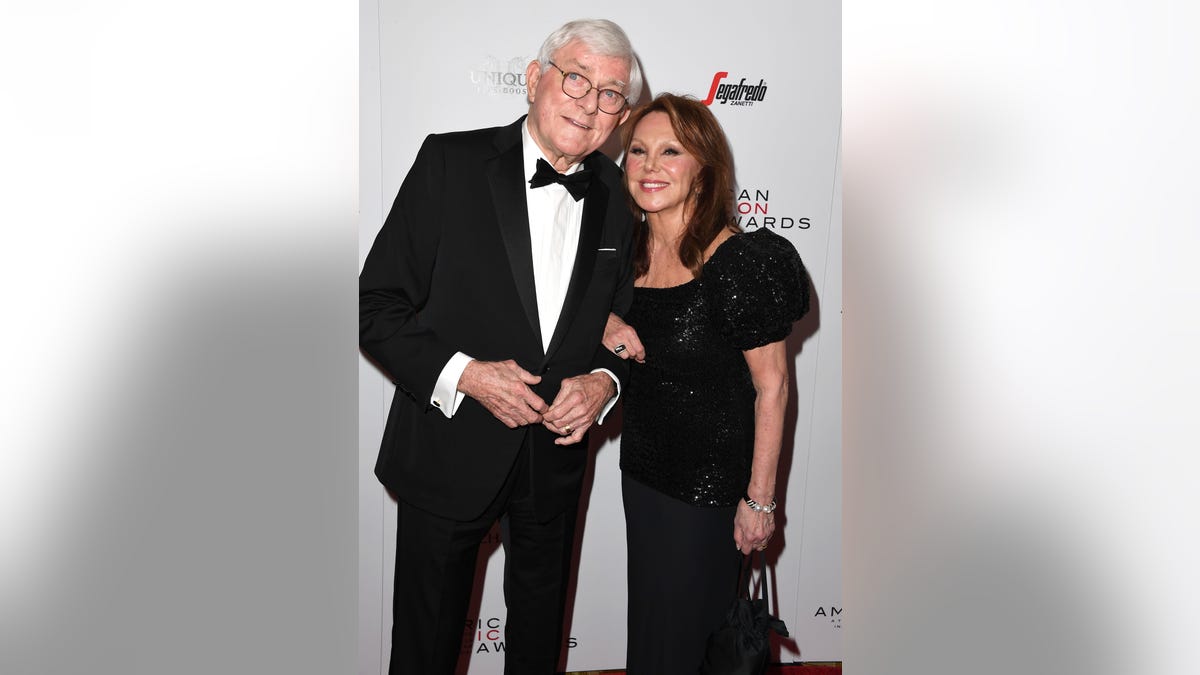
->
<box><xmin>389</xmin><ymin>442</ymin><xmax>578</xmax><ymax>675</ymax></box>
<box><xmin>623</xmin><ymin>473</ymin><xmax>742</xmax><ymax>675</ymax></box>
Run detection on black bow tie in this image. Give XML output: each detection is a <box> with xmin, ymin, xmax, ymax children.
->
<box><xmin>529</xmin><ymin>158</ymin><xmax>593</xmax><ymax>201</ymax></box>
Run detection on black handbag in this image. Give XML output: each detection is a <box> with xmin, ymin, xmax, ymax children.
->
<box><xmin>699</xmin><ymin>551</ymin><xmax>790</xmax><ymax>675</ymax></box>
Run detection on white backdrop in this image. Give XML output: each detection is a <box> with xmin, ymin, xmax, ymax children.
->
<box><xmin>359</xmin><ymin>2</ymin><xmax>841</xmax><ymax>672</ymax></box>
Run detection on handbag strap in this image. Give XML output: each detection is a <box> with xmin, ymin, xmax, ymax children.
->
<box><xmin>736</xmin><ymin>550</ymin><xmax>771</xmax><ymax>606</ymax></box>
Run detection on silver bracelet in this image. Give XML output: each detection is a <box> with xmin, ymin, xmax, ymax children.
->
<box><xmin>743</xmin><ymin>494</ymin><xmax>776</xmax><ymax>513</ymax></box>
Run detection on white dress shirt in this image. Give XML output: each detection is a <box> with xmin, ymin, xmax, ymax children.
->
<box><xmin>429</xmin><ymin>120</ymin><xmax>620</xmax><ymax>420</ymax></box>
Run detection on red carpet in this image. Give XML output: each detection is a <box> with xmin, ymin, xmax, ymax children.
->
<box><xmin>570</xmin><ymin>664</ymin><xmax>841</xmax><ymax>675</ymax></box>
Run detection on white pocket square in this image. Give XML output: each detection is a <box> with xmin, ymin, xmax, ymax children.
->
<box><xmin>597</xmin><ymin>247</ymin><xmax>617</xmax><ymax>252</ymax></box>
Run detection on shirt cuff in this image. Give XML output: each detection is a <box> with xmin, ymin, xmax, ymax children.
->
<box><xmin>590</xmin><ymin>368</ymin><xmax>621</xmax><ymax>424</ymax></box>
<box><xmin>431</xmin><ymin>352</ymin><xmax>473</xmax><ymax>419</ymax></box>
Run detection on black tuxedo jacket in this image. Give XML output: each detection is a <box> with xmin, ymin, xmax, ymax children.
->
<box><xmin>360</xmin><ymin>116</ymin><xmax>635</xmax><ymax>522</ymax></box>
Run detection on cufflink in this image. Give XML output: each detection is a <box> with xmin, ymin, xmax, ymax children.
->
<box><xmin>432</xmin><ymin>398</ymin><xmax>442</xmax><ymax>408</ymax></box>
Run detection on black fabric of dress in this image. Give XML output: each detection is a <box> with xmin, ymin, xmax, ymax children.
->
<box><xmin>623</xmin><ymin>473</ymin><xmax>740</xmax><ymax>675</ymax></box>
<box><xmin>620</xmin><ymin>228</ymin><xmax>809</xmax><ymax>506</ymax></box>
<box><xmin>621</xmin><ymin>228</ymin><xmax>809</xmax><ymax>674</ymax></box>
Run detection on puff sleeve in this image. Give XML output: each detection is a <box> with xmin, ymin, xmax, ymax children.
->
<box><xmin>700</xmin><ymin>229</ymin><xmax>810</xmax><ymax>350</ymax></box>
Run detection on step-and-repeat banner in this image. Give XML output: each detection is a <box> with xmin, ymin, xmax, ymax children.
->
<box><xmin>359</xmin><ymin>2</ymin><xmax>841</xmax><ymax>672</ymax></box>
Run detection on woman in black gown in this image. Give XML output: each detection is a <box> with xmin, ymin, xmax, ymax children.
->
<box><xmin>603</xmin><ymin>93</ymin><xmax>809</xmax><ymax>675</ymax></box>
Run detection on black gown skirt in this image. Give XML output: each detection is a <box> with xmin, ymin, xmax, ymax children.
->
<box><xmin>623</xmin><ymin>473</ymin><xmax>742</xmax><ymax>675</ymax></box>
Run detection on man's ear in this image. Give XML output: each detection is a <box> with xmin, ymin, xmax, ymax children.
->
<box><xmin>526</xmin><ymin>60</ymin><xmax>542</xmax><ymax>105</ymax></box>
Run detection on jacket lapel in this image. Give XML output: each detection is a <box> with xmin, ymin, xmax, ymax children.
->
<box><xmin>542</xmin><ymin>153</ymin><xmax>608</xmax><ymax>363</ymax></box>
<box><xmin>486</xmin><ymin>118</ymin><xmax>542</xmax><ymax>350</ymax></box>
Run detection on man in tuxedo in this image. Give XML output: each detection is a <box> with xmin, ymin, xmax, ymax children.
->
<box><xmin>359</xmin><ymin>18</ymin><xmax>642</xmax><ymax>675</ymax></box>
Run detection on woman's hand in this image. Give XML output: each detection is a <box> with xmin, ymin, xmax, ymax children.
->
<box><xmin>603</xmin><ymin>313</ymin><xmax>646</xmax><ymax>363</ymax></box>
<box><xmin>733</xmin><ymin>498</ymin><xmax>776</xmax><ymax>555</ymax></box>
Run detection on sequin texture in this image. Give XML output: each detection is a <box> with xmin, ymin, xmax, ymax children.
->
<box><xmin>620</xmin><ymin>229</ymin><xmax>810</xmax><ymax>506</ymax></box>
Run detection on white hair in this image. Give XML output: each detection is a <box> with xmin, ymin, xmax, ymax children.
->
<box><xmin>535</xmin><ymin>19</ymin><xmax>643</xmax><ymax>105</ymax></box>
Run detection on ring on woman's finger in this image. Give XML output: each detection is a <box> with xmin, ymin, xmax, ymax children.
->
<box><xmin>614</xmin><ymin>344</ymin><xmax>627</xmax><ymax>355</ymax></box>
<box><xmin>562</xmin><ymin>425</ymin><xmax>573</xmax><ymax>435</ymax></box>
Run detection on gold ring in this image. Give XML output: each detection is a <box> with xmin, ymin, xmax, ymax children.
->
<box><xmin>563</xmin><ymin>425</ymin><xmax>573</xmax><ymax>435</ymax></box>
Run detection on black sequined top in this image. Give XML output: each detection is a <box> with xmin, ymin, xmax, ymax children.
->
<box><xmin>619</xmin><ymin>228</ymin><xmax>810</xmax><ymax>507</ymax></box>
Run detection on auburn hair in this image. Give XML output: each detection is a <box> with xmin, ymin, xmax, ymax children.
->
<box><xmin>620</xmin><ymin>93</ymin><xmax>739</xmax><ymax>279</ymax></box>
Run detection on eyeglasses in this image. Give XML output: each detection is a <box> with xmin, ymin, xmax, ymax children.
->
<box><xmin>547</xmin><ymin>61</ymin><xmax>628</xmax><ymax>115</ymax></box>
